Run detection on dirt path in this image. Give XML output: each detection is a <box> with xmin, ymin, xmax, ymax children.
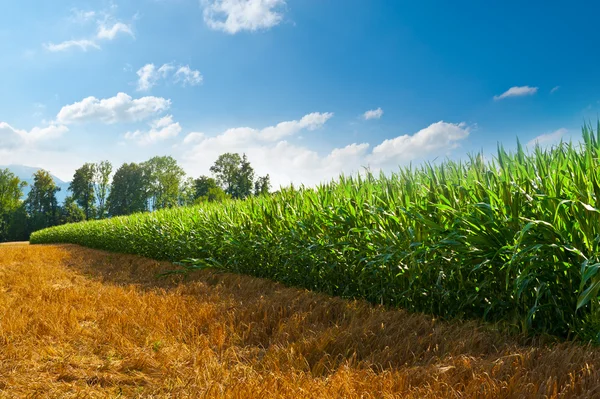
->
<box><xmin>1</xmin><ymin>243</ymin><xmax>599</xmax><ymax>398</ymax></box>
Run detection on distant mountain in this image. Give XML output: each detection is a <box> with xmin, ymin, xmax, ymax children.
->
<box><xmin>0</xmin><ymin>164</ymin><xmax>70</xmax><ymax>204</ymax></box>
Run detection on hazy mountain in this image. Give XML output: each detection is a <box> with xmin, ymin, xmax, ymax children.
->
<box><xmin>1</xmin><ymin>164</ymin><xmax>70</xmax><ymax>204</ymax></box>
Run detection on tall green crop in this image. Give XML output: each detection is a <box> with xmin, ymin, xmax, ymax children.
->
<box><xmin>31</xmin><ymin>124</ymin><xmax>600</xmax><ymax>340</ymax></box>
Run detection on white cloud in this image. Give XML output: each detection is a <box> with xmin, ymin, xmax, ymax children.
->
<box><xmin>44</xmin><ymin>8</ymin><xmax>133</xmax><ymax>53</ymax></box>
<box><xmin>174</xmin><ymin>66</ymin><xmax>203</xmax><ymax>86</ymax></box>
<box><xmin>0</xmin><ymin>122</ymin><xmax>69</xmax><ymax>149</ymax></box>
<box><xmin>202</xmin><ymin>0</ymin><xmax>286</xmax><ymax>34</ymax></box>
<box><xmin>137</xmin><ymin>64</ymin><xmax>161</xmax><ymax>91</ymax></box>
<box><xmin>493</xmin><ymin>86</ymin><xmax>538</xmax><ymax>100</ymax></box>
<box><xmin>158</xmin><ymin>63</ymin><xmax>175</xmax><ymax>75</ymax></box>
<box><xmin>551</xmin><ymin>86</ymin><xmax>560</xmax><ymax>94</ymax></box>
<box><xmin>180</xmin><ymin>115</ymin><xmax>470</xmax><ymax>189</ymax></box>
<box><xmin>183</xmin><ymin>132</ymin><xmax>206</xmax><ymax>144</ymax></box>
<box><xmin>363</xmin><ymin>108</ymin><xmax>384</xmax><ymax>120</ymax></box>
<box><xmin>527</xmin><ymin>128</ymin><xmax>568</xmax><ymax>147</ymax></box>
<box><xmin>125</xmin><ymin>115</ymin><xmax>182</xmax><ymax>145</ymax></box>
<box><xmin>56</xmin><ymin>92</ymin><xmax>171</xmax><ymax>125</ymax></box>
<box><xmin>368</xmin><ymin>121</ymin><xmax>470</xmax><ymax>166</ymax></box>
<box><xmin>44</xmin><ymin>40</ymin><xmax>100</xmax><ymax>52</ymax></box>
<box><xmin>136</xmin><ymin>63</ymin><xmax>201</xmax><ymax>91</ymax></box>
<box><xmin>70</xmin><ymin>9</ymin><xmax>96</xmax><ymax>23</ymax></box>
<box><xmin>97</xmin><ymin>22</ymin><xmax>134</xmax><ymax>40</ymax></box>
<box><xmin>184</xmin><ymin>112</ymin><xmax>333</xmax><ymax>148</ymax></box>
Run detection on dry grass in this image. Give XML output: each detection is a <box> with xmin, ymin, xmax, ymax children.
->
<box><xmin>1</xmin><ymin>244</ymin><xmax>600</xmax><ymax>398</ymax></box>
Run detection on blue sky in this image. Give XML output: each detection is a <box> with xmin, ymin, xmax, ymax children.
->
<box><xmin>1</xmin><ymin>0</ymin><xmax>599</xmax><ymax>187</ymax></box>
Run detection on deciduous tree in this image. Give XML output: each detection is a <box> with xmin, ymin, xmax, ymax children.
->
<box><xmin>0</xmin><ymin>169</ymin><xmax>26</xmax><ymax>241</ymax></box>
<box><xmin>107</xmin><ymin>163</ymin><xmax>147</xmax><ymax>216</ymax></box>
<box><xmin>26</xmin><ymin>170</ymin><xmax>60</xmax><ymax>232</ymax></box>
<box><xmin>69</xmin><ymin>163</ymin><xmax>96</xmax><ymax>219</ymax></box>
<box><xmin>94</xmin><ymin>160</ymin><xmax>112</xmax><ymax>219</ymax></box>
<box><xmin>142</xmin><ymin>156</ymin><xmax>185</xmax><ymax>210</ymax></box>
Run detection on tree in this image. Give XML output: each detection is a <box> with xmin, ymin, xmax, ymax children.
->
<box><xmin>179</xmin><ymin>177</ymin><xmax>196</xmax><ymax>206</ymax></box>
<box><xmin>26</xmin><ymin>170</ymin><xmax>60</xmax><ymax>232</ymax></box>
<box><xmin>193</xmin><ymin>175</ymin><xmax>229</xmax><ymax>203</ymax></box>
<box><xmin>143</xmin><ymin>156</ymin><xmax>185</xmax><ymax>210</ymax></box>
<box><xmin>209</xmin><ymin>153</ymin><xmax>255</xmax><ymax>199</ymax></box>
<box><xmin>6</xmin><ymin>204</ymin><xmax>28</xmax><ymax>241</ymax></box>
<box><xmin>107</xmin><ymin>163</ymin><xmax>148</xmax><ymax>217</ymax></box>
<box><xmin>236</xmin><ymin>154</ymin><xmax>255</xmax><ymax>199</ymax></box>
<box><xmin>194</xmin><ymin>176</ymin><xmax>219</xmax><ymax>198</ymax></box>
<box><xmin>94</xmin><ymin>160</ymin><xmax>112</xmax><ymax>219</ymax></box>
<box><xmin>210</xmin><ymin>153</ymin><xmax>242</xmax><ymax>197</ymax></box>
<box><xmin>205</xmin><ymin>186</ymin><xmax>230</xmax><ymax>203</ymax></box>
<box><xmin>59</xmin><ymin>196</ymin><xmax>86</xmax><ymax>224</ymax></box>
<box><xmin>254</xmin><ymin>174</ymin><xmax>271</xmax><ymax>197</ymax></box>
<box><xmin>69</xmin><ymin>163</ymin><xmax>96</xmax><ymax>220</ymax></box>
<box><xmin>0</xmin><ymin>169</ymin><xmax>26</xmax><ymax>241</ymax></box>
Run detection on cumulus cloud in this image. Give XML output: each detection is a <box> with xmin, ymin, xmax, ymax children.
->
<box><xmin>136</xmin><ymin>64</ymin><xmax>173</xmax><ymax>91</ymax></box>
<box><xmin>363</xmin><ymin>108</ymin><xmax>384</xmax><ymax>120</ymax></box>
<box><xmin>368</xmin><ymin>121</ymin><xmax>470</xmax><ymax>166</ymax></box>
<box><xmin>56</xmin><ymin>92</ymin><xmax>171</xmax><ymax>125</ymax></box>
<box><xmin>182</xmin><ymin>132</ymin><xmax>206</xmax><ymax>144</ymax></box>
<box><xmin>125</xmin><ymin>115</ymin><xmax>182</xmax><ymax>145</ymax></box>
<box><xmin>136</xmin><ymin>63</ymin><xmax>202</xmax><ymax>91</ymax></box>
<box><xmin>44</xmin><ymin>39</ymin><xmax>100</xmax><ymax>52</ymax></box>
<box><xmin>97</xmin><ymin>22</ymin><xmax>134</xmax><ymax>40</ymax></box>
<box><xmin>202</xmin><ymin>0</ymin><xmax>286</xmax><ymax>34</ymax></box>
<box><xmin>527</xmin><ymin>128</ymin><xmax>568</xmax><ymax>147</ymax></box>
<box><xmin>180</xmin><ymin>115</ymin><xmax>470</xmax><ymax>189</ymax></box>
<box><xmin>493</xmin><ymin>86</ymin><xmax>538</xmax><ymax>100</ymax></box>
<box><xmin>174</xmin><ymin>66</ymin><xmax>203</xmax><ymax>86</ymax></box>
<box><xmin>44</xmin><ymin>8</ymin><xmax>134</xmax><ymax>53</ymax></box>
<box><xmin>0</xmin><ymin>122</ymin><xmax>69</xmax><ymax>149</ymax></box>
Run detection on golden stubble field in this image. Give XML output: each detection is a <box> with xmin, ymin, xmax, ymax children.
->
<box><xmin>1</xmin><ymin>243</ymin><xmax>600</xmax><ymax>398</ymax></box>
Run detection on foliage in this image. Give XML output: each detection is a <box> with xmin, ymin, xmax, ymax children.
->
<box><xmin>143</xmin><ymin>156</ymin><xmax>185</xmax><ymax>210</ymax></box>
<box><xmin>193</xmin><ymin>175</ymin><xmax>229</xmax><ymax>203</ymax></box>
<box><xmin>69</xmin><ymin>163</ymin><xmax>96</xmax><ymax>219</ymax></box>
<box><xmin>59</xmin><ymin>196</ymin><xmax>86</xmax><ymax>224</ymax></box>
<box><xmin>94</xmin><ymin>160</ymin><xmax>113</xmax><ymax>219</ymax></box>
<box><xmin>254</xmin><ymin>174</ymin><xmax>271</xmax><ymax>197</ymax></box>
<box><xmin>31</xmin><ymin>124</ymin><xmax>600</xmax><ymax>341</ymax></box>
<box><xmin>0</xmin><ymin>168</ymin><xmax>26</xmax><ymax>241</ymax></box>
<box><xmin>26</xmin><ymin>170</ymin><xmax>60</xmax><ymax>232</ymax></box>
<box><xmin>107</xmin><ymin>162</ymin><xmax>148</xmax><ymax>217</ymax></box>
<box><xmin>210</xmin><ymin>153</ymin><xmax>255</xmax><ymax>199</ymax></box>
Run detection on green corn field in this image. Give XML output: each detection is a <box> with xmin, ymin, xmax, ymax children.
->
<box><xmin>31</xmin><ymin>124</ymin><xmax>600</xmax><ymax>341</ymax></box>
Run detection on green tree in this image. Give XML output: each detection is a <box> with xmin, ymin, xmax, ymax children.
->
<box><xmin>94</xmin><ymin>160</ymin><xmax>112</xmax><ymax>219</ymax></box>
<box><xmin>205</xmin><ymin>186</ymin><xmax>230</xmax><ymax>203</ymax></box>
<box><xmin>107</xmin><ymin>163</ymin><xmax>148</xmax><ymax>216</ymax></box>
<box><xmin>194</xmin><ymin>176</ymin><xmax>219</xmax><ymax>198</ymax></box>
<box><xmin>179</xmin><ymin>177</ymin><xmax>196</xmax><ymax>206</ymax></box>
<box><xmin>193</xmin><ymin>175</ymin><xmax>229</xmax><ymax>203</ymax></box>
<box><xmin>69</xmin><ymin>163</ymin><xmax>96</xmax><ymax>219</ymax></box>
<box><xmin>59</xmin><ymin>196</ymin><xmax>86</xmax><ymax>224</ymax></box>
<box><xmin>236</xmin><ymin>154</ymin><xmax>255</xmax><ymax>199</ymax></box>
<box><xmin>143</xmin><ymin>156</ymin><xmax>185</xmax><ymax>210</ymax></box>
<box><xmin>210</xmin><ymin>153</ymin><xmax>242</xmax><ymax>197</ymax></box>
<box><xmin>26</xmin><ymin>170</ymin><xmax>60</xmax><ymax>232</ymax></box>
<box><xmin>0</xmin><ymin>169</ymin><xmax>26</xmax><ymax>241</ymax></box>
<box><xmin>254</xmin><ymin>174</ymin><xmax>271</xmax><ymax>197</ymax></box>
<box><xmin>209</xmin><ymin>153</ymin><xmax>255</xmax><ymax>199</ymax></box>
<box><xmin>6</xmin><ymin>204</ymin><xmax>29</xmax><ymax>241</ymax></box>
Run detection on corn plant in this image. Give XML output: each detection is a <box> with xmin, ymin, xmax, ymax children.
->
<box><xmin>31</xmin><ymin>123</ymin><xmax>600</xmax><ymax>340</ymax></box>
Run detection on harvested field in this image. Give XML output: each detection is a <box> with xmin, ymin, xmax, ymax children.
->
<box><xmin>1</xmin><ymin>243</ymin><xmax>600</xmax><ymax>398</ymax></box>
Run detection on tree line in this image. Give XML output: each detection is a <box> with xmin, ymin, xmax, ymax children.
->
<box><xmin>0</xmin><ymin>153</ymin><xmax>270</xmax><ymax>242</ymax></box>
